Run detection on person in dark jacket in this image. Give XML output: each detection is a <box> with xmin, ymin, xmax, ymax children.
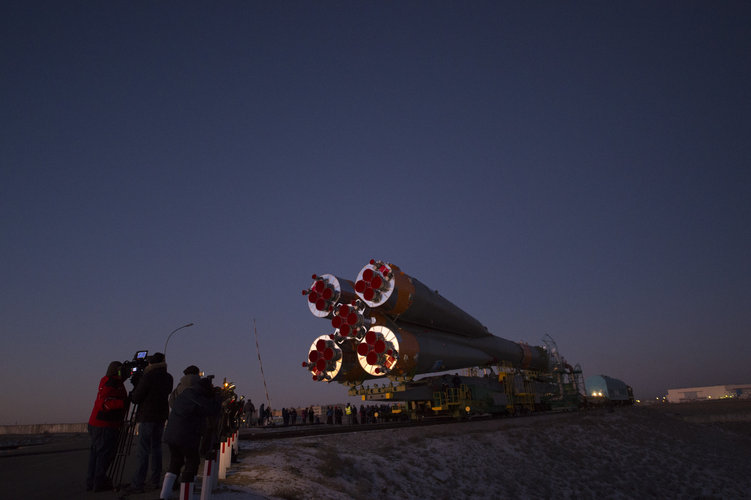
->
<box><xmin>159</xmin><ymin>377</ymin><xmax>220</xmax><ymax>499</ymax></box>
<box><xmin>126</xmin><ymin>352</ymin><xmax>173</xmax><ymax>493</ymax></box>
<box><xmin>86</xmin><ymin>361</ymin><xmax>128</xmax><ymax>492</ymax></box>
<box><xmin>169</xmin><ymin>365</ymin><xmax>201</xmax><ymax>408</ymax></box>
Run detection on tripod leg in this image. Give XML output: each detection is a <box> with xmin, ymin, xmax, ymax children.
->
<box><xmin>109</xmin><ymin>402</ymin><xmax>138</xmax><ymax>490</ymax></box>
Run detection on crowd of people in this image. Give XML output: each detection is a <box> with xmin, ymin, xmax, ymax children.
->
<box><xmin>86</xmin><ymin>353</ymin><xmax>400</xmax><ymax>497</ymax></box>
<box><xmin>86</xmin><ymin>353</ymin><xmax>238</xmax><ymax>499</ymax></box>
<box><xmin>241</xmin><ymin>401</ymin><xmax>400</xmax><ymax>427</ymax></box>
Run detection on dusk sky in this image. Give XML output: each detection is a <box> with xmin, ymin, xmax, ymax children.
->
<box><xmin>2</xmin><ymin>2</ymin><xmax>749</xmax><ymax>424</ymax></box>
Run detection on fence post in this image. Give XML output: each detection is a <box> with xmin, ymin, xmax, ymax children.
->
<box><xmin>200</xmin><ymin>456</ymin><xmax>214</xmax><ymax>500</ymax></box>
<box><xmin>180</xmin><ymin>481</ymin><xmax>194</xmax><ymax>500</ymax></box>
<box><xmin>218</xmin><ymin>440</ymin><xmax>227</xmax><ymax>480</ymax></box>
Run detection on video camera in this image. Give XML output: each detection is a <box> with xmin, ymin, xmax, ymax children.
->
<box><xmin>122</xmin><ymin>350</ymin><xmax>148</xmax><ymax>386</ymax></box>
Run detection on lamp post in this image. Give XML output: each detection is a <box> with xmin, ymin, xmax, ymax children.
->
<box><xmin>163</xmin><ymin>322</ymin><xmax>194</xmax><ymax>358</ymax></box>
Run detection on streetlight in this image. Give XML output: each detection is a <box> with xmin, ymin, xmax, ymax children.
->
<box><xmin>163</xmin><ymin>323</ymin><xmax>194</xmax><ymax>358</ymax></box>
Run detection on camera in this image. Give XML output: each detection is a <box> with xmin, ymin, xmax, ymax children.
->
<box><xmin>122</xmin><ymin>350</ymin><xmax>148</xmax><ymax>386</ymax></box>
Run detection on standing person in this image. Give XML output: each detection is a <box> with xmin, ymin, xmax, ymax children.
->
<box><xmin>169</xmin><ymin>365</ymin><xmax>201</xmax><ymax>408</ymax></box>
<box><xmin>243</xmin><ymin>398</ymin><xmax>255</xmax><ymax>427</ymax></box>
<box><xmin>326</xmin><ymin>406</ymin><xmax>333</xmax><ymax>424</ymax></box>
<box><xmin>126</xmin><ymin>352</ymin><xmax>173</xmax><ymax>494</ymax></box>
<box><xmin>86</xmin><ymin>361</ymin><xmax>128</xmax><ymax>492</ymax></box>
<box><xmin>159</xmin><ymin>377</ymin><xmax>220</xmax><ymax>499</ymax></box>
<box><xmin>335</xmin><ymin>406</ymin><xmax>343</xmax><ymax>425</ymax></box>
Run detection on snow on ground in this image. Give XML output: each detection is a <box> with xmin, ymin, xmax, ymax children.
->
<box><xmin>208</xmin><ymin>407</ymin><xmax>751</xmax><ymax>499</ymax></box>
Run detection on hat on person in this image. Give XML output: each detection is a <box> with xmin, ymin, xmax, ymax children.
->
<box><xmin>183</xmin><ymin>365</ymin><xmax>200</xmax><ymax>375</ymax></box>
<box><xmin>148</xmin><ymin>352</ymin><xmax>165</xmax><ymax>364</ymax></box>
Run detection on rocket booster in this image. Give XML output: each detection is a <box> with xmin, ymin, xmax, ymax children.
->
<box><xmin>302</xmin><ymin>335</ymin><xmax>372</xmax><ymax>383</ymax></box>
<box><xmin>303</xmin><ymin>274</ymin><xmax>357</xmax><ymax>318</ymax></box>
<box><xmin>355</xmin><ymin>314</ymin><xmax>548</xmax><ymax>377</ymax></box>
<box><xmin>354</xmin><ymin>260</ymin><xmax>489</xmax><ymax>338</ymax></box>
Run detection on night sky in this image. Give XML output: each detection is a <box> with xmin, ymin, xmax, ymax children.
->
<box><xmin>2</xmin><ymin>2</ymin><xmax>749</xmax><ymax>424</ymax></box>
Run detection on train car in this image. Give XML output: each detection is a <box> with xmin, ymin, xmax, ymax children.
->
<box><xmin>585</xmin><ymin>375</ymin><xmax>634</xmax><ymax>406</ymax></box>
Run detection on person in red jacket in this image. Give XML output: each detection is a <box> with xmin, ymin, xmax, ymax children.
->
<box><xmin>86</xmin><ymin>361</ymin><xmax>128</xmax><ymax>492</ymax></box>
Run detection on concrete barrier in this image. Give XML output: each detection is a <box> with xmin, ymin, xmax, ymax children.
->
<box><xmin>0</xmin><ymin>423</ymin><xmax>87</xmax><ymax>435</ymax></box>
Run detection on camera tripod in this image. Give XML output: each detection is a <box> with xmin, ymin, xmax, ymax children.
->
<box><xmin>108</xmin><ymin>400</ymin><xmax>139</xmax><ymax>493</ymax></box>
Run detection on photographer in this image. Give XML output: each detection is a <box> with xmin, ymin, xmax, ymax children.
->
<box><xmin>159</xmin><ymin>377</ymin><xmax>220</xmax><ymax>499</ymax></box>
<box><xmin>169</xmin><ymin>365</ymin><xmax>201</xmax><ymax>408</ymax></box>
<box><xmin>86</xmin><ymin>361</ymin><xmax>128</xmax><ymax>492</ymax></box>
<box><xmin>126</xmin><ymin>352</ymin><xmax>173</xmax><ymax>494</ymax></box>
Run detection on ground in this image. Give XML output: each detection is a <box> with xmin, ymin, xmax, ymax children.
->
<box><xmin>2</xmin><ymin>402</ymin><xmax>749</xmax><ymax>499</ymax></box>
<box><xmin>214</xmin><ymin>403</ymin><xmax>751</xmax><ymax>499</ymax></box>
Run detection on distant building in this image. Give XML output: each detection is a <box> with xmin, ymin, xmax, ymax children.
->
<box><xmin>666</xmin><ymin>384</ymin><xmax>751</xmax><ymax>403</ymax></box>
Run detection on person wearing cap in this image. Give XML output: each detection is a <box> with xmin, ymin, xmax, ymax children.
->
<box><xmin>159</xmin><ymin>377</ymin><xmax>221</xmax><ymax>499</ymax></box>
<box><xmin>126</xmin><ymin>352</ymin><xmax>173</xmax><ymax>493</ymax></box>
<box><xmin>86</xmin><ymin>361</ymin><xmax>128</xmax><ymax>492</ymax></box>
<box><xmin>169</xmin><ymin>365</ymin><xmax>201</xmax><ymax>409</ymax></box>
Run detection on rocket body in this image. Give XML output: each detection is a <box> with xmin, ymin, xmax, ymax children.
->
<box><xmin>303</xmin><ymin>260</ymin><xmax>549</xmax><ymax>382</ymax></box>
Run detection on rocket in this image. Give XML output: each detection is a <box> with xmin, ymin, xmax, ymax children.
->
<box><xmin>302</xmin><ymin>260</ymin><xmax>549</xmax><ymax>383</ymax></box>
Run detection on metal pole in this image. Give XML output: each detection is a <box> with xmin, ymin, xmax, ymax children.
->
<box><xmin>163</xmin><ymin>323</ymin><xmax>194</xmax><ymax>357</ymax></box>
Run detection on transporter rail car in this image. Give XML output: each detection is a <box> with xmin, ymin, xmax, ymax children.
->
<box><xmin>349</xmin><ymin>359</ymin><xmax>587</xmax><ymax>420</ymax></box>
<box><xmin>301</xmin><ymin>260</ymin><xmax>627</xmax><ymax>420</ymax></box>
